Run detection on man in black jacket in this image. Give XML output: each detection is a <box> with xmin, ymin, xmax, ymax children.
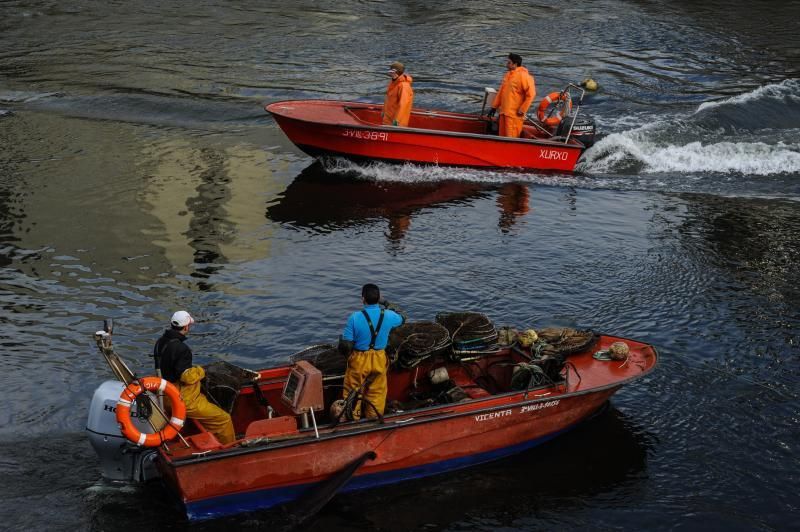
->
<box><xmin>153</xmin><ymin>310</ymin><xmax>235</xmax><ymax>444</ymax></box>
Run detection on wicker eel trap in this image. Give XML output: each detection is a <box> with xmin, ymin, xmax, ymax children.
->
<box><xmin>388</xmin><ymin>321</ymin><xmax>451</xmax><ymax>369</ymax></box>
<box><xmin>435</xmin><ymin>311</ymin><xmax>501</xmax><ymax>361</ymax></box>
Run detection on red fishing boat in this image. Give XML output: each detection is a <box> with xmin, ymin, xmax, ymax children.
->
<box><xmin>87</xmin><ymin>316</ymin><xmax>656</xmax><ymax>522</ymax></box>
<box><xmin>266</xmin><ymin>84</ymin><xmax>597</xmax><ymax>172</ymax></box>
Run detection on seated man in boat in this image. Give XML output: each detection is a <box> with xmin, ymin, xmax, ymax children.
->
<box><xmin>153</xmin><ymin>310</ymin><xmax>235</xmax><ymax>444</ymax></box>
<box><xmin>382</xmin><ymin>61</ymin><xmax>414</xmax><ymax>127</ymax></box>
<box><xmin>486</xmin><ymin>53</ymin><xmax>536</xmax><ymax>138</ymax></box>
<box><xmin>338</xmin><ymin>284</ymin><xmax>406</xmax><ymax>419</ymax></box>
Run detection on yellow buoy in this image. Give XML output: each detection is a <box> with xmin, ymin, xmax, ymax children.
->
<box><xmin>581</xmin><ymin>78</ymin><xmax>598</xmax><ymax>91</ymax></box>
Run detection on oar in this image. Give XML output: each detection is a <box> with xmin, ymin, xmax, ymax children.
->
<box><xmin>287</xmin><ymin>450</ymin><xmax>377</xmax><ymax>527</ymax></box>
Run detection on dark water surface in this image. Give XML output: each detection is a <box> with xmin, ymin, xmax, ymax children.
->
<box><xmin>1</xmin><ymin>1</ymin><xmax>799</xmax><ymax>530</ymax></box>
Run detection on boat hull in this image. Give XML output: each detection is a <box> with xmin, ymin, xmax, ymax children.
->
<box><xmin>163</xmin><ymin>386</ymin><xmax>617</xmax><ymax>520</ymax></box>
<box><xmin>267</xmin><ymin>100</ymin><xmax>584</xmax><ymax>172</ymax></box>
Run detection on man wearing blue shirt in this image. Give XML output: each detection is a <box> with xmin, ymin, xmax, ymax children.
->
<box><xmin>339</xmin><ymin>283</ymin><xmax>405</xmax><ymax>419</ymax></box>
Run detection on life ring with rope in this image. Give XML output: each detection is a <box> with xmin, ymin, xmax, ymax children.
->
<box><xmin>115</xmin><ymin>376</ymin><xmax>186</xmax><ymax>447</ymax></box>
<box><xmin>537</xmin><ymin>91</ymin><xmax>572</xmax><ymax>127</ymax></box>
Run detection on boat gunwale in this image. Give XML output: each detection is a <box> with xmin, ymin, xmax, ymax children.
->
<box><xmin>163</xmin><ymin>339</ymin><xmax>658</xmax><ymax>467</ymax></box>
<box><xmin>265</xmin><ymin>99</ymin><xmax>586</xmax><ymax>150</ymax></box>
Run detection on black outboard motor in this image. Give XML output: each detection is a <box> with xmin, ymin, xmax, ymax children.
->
<box><xmin>557</xmin><ymin>113</ymin><xmax>596</xmax><ymax>149</ymax></box>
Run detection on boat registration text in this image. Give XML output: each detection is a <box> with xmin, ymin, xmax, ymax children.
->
<box><xmin>342</xmin><ymin>129</ymin><xmax>389</xmax><ymax>141</ymax></box>
<box><xmin>475</xmin><ymin>400</ymin><xmax>560</xmax><ymax>422</ymax></box>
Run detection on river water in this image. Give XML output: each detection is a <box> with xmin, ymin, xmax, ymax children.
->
<box><xmin>1</xmin><ymin>1</ymin><xmax>798</xmax><ymax>530</ymax></box>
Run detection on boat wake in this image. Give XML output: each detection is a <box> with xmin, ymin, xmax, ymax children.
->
<box><xmin>322</xmin><ymin>81</ymin><xmax>800</xmax><ymax>199</ymax></box>
<box><xmin>578</xmin><ymin>79</ymin><xmax>800</xmax><ymax>178</ymax></box>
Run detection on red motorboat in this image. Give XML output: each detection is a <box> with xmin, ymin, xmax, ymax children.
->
<box><xmin>87</xmin><ymin>317</ymin><xmax>656</xmax><ymax>522</ymax></box>
<box><xmin>266</xmin><ymin>85</ymin><xmax>597</xmax><ymax>172</ymax></box>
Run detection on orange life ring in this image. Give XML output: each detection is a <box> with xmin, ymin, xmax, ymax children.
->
<box><xmin>115</xmin><ymin>376</ymin><xmax>186</xmax><ymax>447</ymax></box>
<box><xmin>537</xmin><ymin>91</ymin><xmax>572</xmax><ymax>127</ymax></box>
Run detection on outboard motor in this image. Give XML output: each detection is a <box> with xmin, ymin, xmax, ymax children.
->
<box><xmin>86</xmin><ymin>380</ymin><xmax>160</xmax><ymax>482</ymax></box>
<box><xmin>557</xmin><ymin>113</ymin><xmax>596</xmax><ymax>149</ymax></box>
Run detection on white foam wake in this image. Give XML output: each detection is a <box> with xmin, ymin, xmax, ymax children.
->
<box><xmin>578</xmin><ymin>133</ymin><xmax>800</xmax><ymax>175</ymax></box>
<box><xmin>696</xmin><ymin>78</ymin><xmax>800</xmax><ymax>113</ymax></box>
<box><xmin>321</xmin><ymin>158</ymin><xmax>531</xmax><ymax>184</ymax></box>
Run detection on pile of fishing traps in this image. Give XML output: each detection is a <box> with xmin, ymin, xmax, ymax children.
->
<box><xmin>288</xmin><ymin>343</ymin><xmax>346</xmax><ymax>377</ymax></box>
<box><xmin>435</xmin><ymin>311</ymin><xmax>500</xmax><ymax>361</ymax></box>
<box><xmin>387</xmin><ymin>321</ymin><xmax>451</xmax><ymax>369</ymax></box>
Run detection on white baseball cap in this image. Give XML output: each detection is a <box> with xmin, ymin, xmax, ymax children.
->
<box><xmin>170</xmin><ymin>310</ymin><xmax>194</xmax><ymax>328</ymax></box>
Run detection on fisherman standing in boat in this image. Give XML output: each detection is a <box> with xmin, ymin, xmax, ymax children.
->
<box><xmin>339</xmin><ymin>284</ymin><xmax>406</xmax><ymax>419</ymax></box>
<box><xmin>153</xmin><ymin>310</ymin><xmax>235</xmax><ymax>444</ymax></box>
<box><xmin>382</xmin><ymin>61</ymin><xmax>414</xmax><ymax>127</ymax></box>
<box><xmin>486</xmin><ymin>53</ymin><xmax>536</xmax><ymax>138</ymax></box>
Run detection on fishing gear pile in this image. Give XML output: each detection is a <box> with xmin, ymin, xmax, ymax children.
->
<box><xmin>387</xmin><ymin>321</ymin><xmax>451</xmax><ymax>369</ymax></box>
<box><xmin>511</xmin><ymin>327</ymin><xmax>599</xmax><ymax>382</ymax></box>
<box><xmin>202</xmin><ymin>360</ymin><xmax>261</xmax><ymax>413</ymax></box>
<box><xmin>435</xmin><ymin>311</ymin><xmax>500</xmax><ymax>361</ymax></box>
<box><xmin>533</xmin><ymin>327</ymin><xmax>599</xmax><ymax>360</ymax></box>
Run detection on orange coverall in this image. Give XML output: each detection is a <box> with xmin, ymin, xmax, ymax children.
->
<box><xmin>382</xmin><ymin>73</ymin><xmax>414</xmax><ymax>127</ymax></box>
<box><xmin>492</xmin><ymin>66</ymin><xmax>536</xmax><ymax>138</ymax></box>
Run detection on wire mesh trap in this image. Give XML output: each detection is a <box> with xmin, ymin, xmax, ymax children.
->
<box><xmin>388</xmin><ymin>321</ymin><xmax>451</xmax><ymax>369</ymax></box>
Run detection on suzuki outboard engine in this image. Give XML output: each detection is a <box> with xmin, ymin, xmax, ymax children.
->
<box><xmin>86</xmin><ymin>380</ymin><xmax>160</xmax><ymax>482</ymax></box>
<box><xmin>557</xmin><ymin>113</ymin><xmax>597</xmax><ymax>148</ymax></box>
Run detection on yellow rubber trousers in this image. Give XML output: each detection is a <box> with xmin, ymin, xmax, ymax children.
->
<box><xmin>343</xmin><ymin>348</ymin><xmax>388</xmax><ymax>419</ymax></box>
<box><xmin>178</xmin><ymin>366</ymin><xmax>235</xmax><ymax>444</ymax></box>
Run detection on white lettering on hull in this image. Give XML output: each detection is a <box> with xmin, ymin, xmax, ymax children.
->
<box><xmin>539</xmin><ymin>149</ymin><xmax>569</xmax><ymax>161</ymax></box>
<box><xmin>342</xmin><ymin>129</ymin><xmax>389</xmax><ymax>141</ymax></box>
<box><xmin>520</xmin><ymin>399</ymin><xmax>560</xmax><ymax>413</ymax></box>
<box><xmin>474</xmin><ymin>409</ymin><xmax>513</xmax><ymax>422</ymax></box>
<box><xmin>473</xmin><ymin>400</ymin><xmax>561</xmax><ymax>423</ymax></box>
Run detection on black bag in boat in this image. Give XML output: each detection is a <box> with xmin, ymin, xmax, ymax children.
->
<box><xmin>387</xmin><ymin>321</ymin><xmax>451</xmax><ymax>369</ymax></box>
<box><xmin>435</xmin><ymin>311</ymin><xmax>500</xmax><ymax>361</ymax></box>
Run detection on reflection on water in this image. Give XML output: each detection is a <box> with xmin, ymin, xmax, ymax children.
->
<box><xmin>266</xmin><ymin>162</ymin><xmax>533</xmax><ymax>246</ymax></box>
<box><xmin>139</xmin><ymin>139</ymin><xmax>288</xmax><ymax>288</ymax></box>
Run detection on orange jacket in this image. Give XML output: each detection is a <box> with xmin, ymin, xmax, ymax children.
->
<box><xmin>383</xmin><ymin>73</ymin><xmax>414</xmax><ymax>127</ymax></box>
<box><xmin>492</xmin><ymin>66</ymin><xmax>536</xmax><ymax>118</ymax></box>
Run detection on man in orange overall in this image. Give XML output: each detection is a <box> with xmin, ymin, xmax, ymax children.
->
<box><xmin>382</xmin><ymin>61</ymin><xmax>414</xmax><ymax>127</ymax></box>
<box><xmin>486</xmin><ymin>53</ymin><xmax>536</xmax><ymax>138</ymax></box>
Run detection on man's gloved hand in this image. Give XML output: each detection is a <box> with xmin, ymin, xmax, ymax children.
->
<box><xmin>486</xmin><ymin>107</ymin><xmax>496</xmax><ymax>118</ymax></box>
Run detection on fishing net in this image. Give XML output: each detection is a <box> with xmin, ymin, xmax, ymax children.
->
<box><xmin>388</xmin><ymin>321</ymin><xmax>451</xmax><ymax>369</ymax></box>
<box><xmin>202</xmin><ymin>360</ymin><xmax>261</xmax><ymax>413</ymax></box>
<box><xmin>510</xmin><ymin>363</ymin><xmax>550</xmax><ymax>390</ymax></box>
<box><xmin>435</xmin><ymin>311</ymin><xmax>500</xmax><ymax>361</ymax></box>
<box><xmin>288</xmin><ymin>344</ymin><xmax>346</xmax><ymax>377</ymax></box>
<box><xmin>532</xmin><ymin>327</ymin><xmax>599</xmax><ymax>359</ymax></box>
